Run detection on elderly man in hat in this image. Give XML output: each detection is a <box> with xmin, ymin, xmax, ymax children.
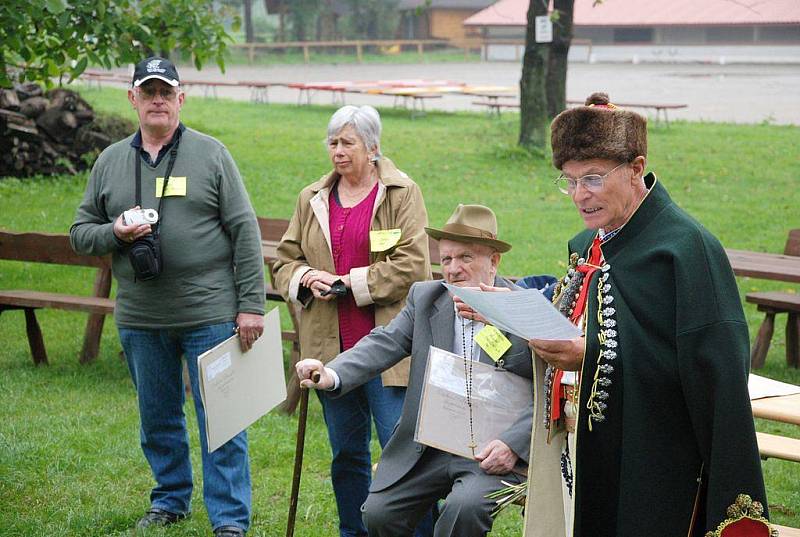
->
<box><xmin>296</xmin><ymin>204</ymin><xmax>534</xmax><ymax>537</ymax></box>
<box><xmin>522</xmin><ymin>93</ymin><xmax>769</xmax><ymax>537</ymax></box>
<box><xmin>70</xmin><ymin>57</ymin><xmax>264</xmax><ymax>537</ymax></box>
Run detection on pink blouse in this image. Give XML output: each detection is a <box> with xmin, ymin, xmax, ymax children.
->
<box><xmin>329</xmin><ymin>182</ymin><xmax>379</xmax><ymax>351</ymax></box>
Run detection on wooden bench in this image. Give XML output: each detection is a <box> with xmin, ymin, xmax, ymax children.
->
<box><xmin>236</xmin><ymin>81</ymin><xmax>286</xmax><ymax>104</ymax></box>
<box><xmin>472</xmin><ymin>99</ymin><xmax>687</xmax><ymax>125</ymax></box>
<box><xmin>566</xmin><ymin>99</ymin><xmax>687</xmax><ymax>126</ymax></box>
<box><xmin>388</xmin><ymin>91</ymin><xmax>443</xmax><ymax>119</ymax></box>
<box><xmin>747</xmin><ymin>229</ymin><xmax>800</xmax><ymax>369</ymax></box>
<box><xmin>1</xmin><ymin>222</ymin><xmax>298</xmax><ymax>368</ymax></box>
<box><xmin>0</xmin><ymin>230</ymin><xmax>113</xmax><ymax>365</ymax></box>
<box><xmin>180</xmin><ymin>78</ymin><xmax>245</xmax><ymax>99</ymax></box>
<box><xmin>756</xmin><ymin>431</ymin><xmax>800</xmax><ymax>463</ymax></box>
<box><xmin>777</xmin><ymin>524</ymin><xmax>800</xmax><ymax>537</ymax></box>
<box><xmin>258</xmin><ymin>217</ymin><xmax>309</xmax><ymax>413</ymax></box>
<box><xmin>472</xmin><ymin>100</ymin><xmax>521</xmax><ymax>117</ymax></box>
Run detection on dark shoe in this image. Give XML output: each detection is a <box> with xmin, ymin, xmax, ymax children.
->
<box><xmin>214</xmin><ymin>526</ymin><xmax>245</xmax><ymax>537</ymax></box>
<box><xmin>136</xmin><ymin>507</ymin><xmax>186</xmax><ymax>529</ymax></box>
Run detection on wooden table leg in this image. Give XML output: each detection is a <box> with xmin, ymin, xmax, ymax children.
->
<box><xmin>24</xmin><ymin>308</ymin><xmax>48</xmax><ymax>366</ymax></box>
<box><xmin>787</xmin><ymin>312</ymin><xmax>799</xmax><ymax>368</ymax></box>
<box><xmin>750</xmin><ymin>311</ymin><xmax>775</xmax><ymax>369</ymax></box>
<box><xmin>80</xmin><ymin>267</ymin><xmax>112</xmax><ymax>364</ymax></box>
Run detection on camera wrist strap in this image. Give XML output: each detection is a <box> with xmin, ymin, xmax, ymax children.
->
<box><xmin>134</xmin><ymin>138</ymin><xmax>180</xmax><ymax>234</ymax></box>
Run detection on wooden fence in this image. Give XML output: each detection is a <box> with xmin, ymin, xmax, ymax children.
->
<box><xmin>229</xmin><ymin>38</ymin><xmax>483</xmax><ymax>64</ymax></box>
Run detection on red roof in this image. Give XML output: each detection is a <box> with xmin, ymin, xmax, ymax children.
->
<box><xmin>464</xmin><ymin>0</ymin><xmax>800</xmax><ymax>27</ymax></box>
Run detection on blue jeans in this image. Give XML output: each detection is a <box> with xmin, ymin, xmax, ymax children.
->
<box><xmin>317</xmin><ymin>377</ymin><xmax>407</xmax><ymax>537</ymax></box>
<box><xmin>119</xmin><ymin>322</ymin><xmax>250</xmax><ymax>532</ymax></box>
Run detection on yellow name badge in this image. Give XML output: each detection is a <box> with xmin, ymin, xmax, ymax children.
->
<box><xmin>370</xmin><ymin>229</ymin><xmax>402</xmax><ymax>252</ymax></box>
<box><xmin>155</xmin><ymin>177</ymin><xmax>187</xmax><ymax>198</ymax></box>
<box><xmin>475</xmin><ymin>325</ymin><xmax>512</xmax><ymax>362</ymax></box>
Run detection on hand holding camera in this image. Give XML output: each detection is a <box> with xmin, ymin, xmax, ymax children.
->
<box><xmin>300</xmin><ymin>269</ymin><xmax>349</xmax><ymax>301</ymax></box>
<box><xmin>115</xmin><ymin>206</ymin><xmax>163</xmax><ymax>281</ymax></box>
<box><xmin>123</xmin><ymin>208</ymin><xmax>159</xmax><ymax>226</ymax></box>
<box><xmin>114</xmin><ymin>206</ymin><xmax>154</xmax><ymax>243</ymax></box>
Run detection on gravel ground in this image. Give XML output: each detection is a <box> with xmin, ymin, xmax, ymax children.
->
<box><xmin>97</xmin><ymin>61</ymin><xmax>800</xmax><ymax>125</ymax></box>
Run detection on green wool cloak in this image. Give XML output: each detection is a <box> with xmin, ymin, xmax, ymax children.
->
<box><xmin>567</xmin><ymin>174</ymin><xmax>767</xmax><ymax>536</ymax></box>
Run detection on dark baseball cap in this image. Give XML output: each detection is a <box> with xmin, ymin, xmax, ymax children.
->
<box><xmin>132</xmin><ymin>56</ymin><xmax>180</xmax><ymax>87</ymax></box>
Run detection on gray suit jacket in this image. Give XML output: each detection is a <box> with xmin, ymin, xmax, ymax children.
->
<box><xmin>327</xmin><ymin>277</ymin><xmax>534</xmax><ymax>493</ymax></box>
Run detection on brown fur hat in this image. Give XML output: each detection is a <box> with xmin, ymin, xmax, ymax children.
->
<box><xmin>550</xmin><ymin>92</ymin><xmax>647</xmax><ymax>169</ymax></box>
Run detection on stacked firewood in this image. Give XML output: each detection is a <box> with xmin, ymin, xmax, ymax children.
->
<box><xmin>0</xmin><ymin>83</ymin><xmax>132</xmax><ymax>178</ymax></box>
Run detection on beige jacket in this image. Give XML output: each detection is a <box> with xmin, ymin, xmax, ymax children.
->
<box><xmin>273</xmin><ymin>157</ymin><xmax>431</xmax><ymax>386</ymax></box>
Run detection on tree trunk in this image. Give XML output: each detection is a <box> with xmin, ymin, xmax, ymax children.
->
<box><xmin>518</xmin><ymin>0</ymin><xmax>549</xmax><ymax>153</ymax></box>
<box><xmin>244</xmin><ymin>0</ymin><xmax>254</xmax><ymax>43</ymax></box>
<box><xmin>546</xmin><ymin>0</ymin><xmax>574</xmax><ymax>119</ymax></box>
<box><xmin>266</xmin><ymin>0</ymin><xmax>286</xmax><ymax>42</ymax></box>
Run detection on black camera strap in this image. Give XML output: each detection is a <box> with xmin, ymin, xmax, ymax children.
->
<box><xmin>135</xmin><ymin>137</ymin><xmax>181</xmax><ymax>235</ymax></box>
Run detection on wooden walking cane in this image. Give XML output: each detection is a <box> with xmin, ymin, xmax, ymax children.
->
<box><xmin>285</xmin><ymin>370</ymin><xmax>320</xmax><ymax>537</ymax></box>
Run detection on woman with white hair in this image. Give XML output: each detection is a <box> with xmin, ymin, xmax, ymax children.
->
<box><xmin>274</xmin><ymin>105</ymin><xmax>431</xmax><ymax>537</ymax></box>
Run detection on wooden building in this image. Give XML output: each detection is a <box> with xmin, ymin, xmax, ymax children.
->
<box><xmin>464</xmin><ymin>0</ymin><xmax>800</xmax><ymax>63</ymax></box>
<box><xmin>398</xmin><ymin>0</ymin><xmax>495</xmax><ymax>40</ymax></box>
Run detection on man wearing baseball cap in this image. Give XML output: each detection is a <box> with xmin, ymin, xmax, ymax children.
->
<box><xmin>70</xmin><ymin>56</ymin><xmax>264</xmax><ymax>537</ymax></box>
<box><xmin>295</xmin><ymin>204</ymin><xmax>535</xmax><ymax>537</ymax></box>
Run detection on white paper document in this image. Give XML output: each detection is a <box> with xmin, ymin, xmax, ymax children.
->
<box><xmin>749</xmin><ymin>374</ymin><xmax>800</xmax><ymax>400</ymax></box>
<box><xmin>415</xmin><ymin>346</ymin><xmax>533</xmax><ymax>460</ymax></box>
<box><xmin>444</xmin><ymin>283</ymin><xmax>581</xmax><ymax>341</ymax></box>
<box><xmin>198</xmin><ymin>308</ymin><xmax>287</xmax><ymax>452</ymax></box>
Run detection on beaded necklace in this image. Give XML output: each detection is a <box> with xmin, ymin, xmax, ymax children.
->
<box><xmin>461</xmin><ymin>317</ymin><xmax>477</xmax><ymax>457</ymax></box>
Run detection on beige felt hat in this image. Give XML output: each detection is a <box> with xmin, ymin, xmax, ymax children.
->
<box><xmin>425</xmin><ymin>204</ymin><xmax>511</xmax><ymax>253</ymax></box>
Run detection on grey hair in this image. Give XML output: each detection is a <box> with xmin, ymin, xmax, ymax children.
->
<box><xmin>326</xmin><ymin>105</ymin><xmax>382</xmax><ymax>161</ymax></box>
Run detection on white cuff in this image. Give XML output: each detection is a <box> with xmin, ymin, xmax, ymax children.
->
<box><xmin>349</xmin><ymin>266</ymin><xmax>373</xmax><ymax>307</ymax></box>
<box><xmin>328</xmin><ymin>369</ymin><xmax>341</xmax><ymax>391</ymax></box>
<box><xmin>288</xmin><ymin>266</ymin><xmax>312</xmax><ymax>307</ymax></box>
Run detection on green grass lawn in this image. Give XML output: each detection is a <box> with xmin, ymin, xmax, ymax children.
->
<box><xmin>1</xmin><ymin>87</ymin><xmax>798</xmax><ymax>535</ymax></box>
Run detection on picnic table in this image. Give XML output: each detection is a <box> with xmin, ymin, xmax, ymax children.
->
<box><xmin>236</xmin><ymin>81</ymin><xmax>286</xmax><ymax>104</ymax></box>
<box><xmin>460</xmin><ymin>86</ymin><xmax>517</xmax><ymax>116</ymax></box>
<box><xmin>726</xmin><ymin>242</ymin><xmax>800</xmax><ymax>368</ymax></box>
<box><xmin>566</xmin><ymin>99</ymin><xmax>687</xmax><ymax>125</ymax></box>
<box><xmin>378</xmin><ymin>88</ymin><xmax>444</xmax><ymax>118</ymax></box>
<box><xmin>472</xmin><ymin>98</ymin><xmax>687</xmax><ymax>125</ymax></box>
<box><xmin>726</xmin><ymin>248</ymin><xmax>800</xmax><ymax>284</ymax></box>
<box><xmin>751</xmin><ymin>393</ymin><xmax>800</xmax><ymax>426</ymax></box>
<box><xmin>180</xmin><ymin>78</ymin><xmax>244</xmax><ymax>99</ymax></box>
<box><xmin>749</xmin><ymin>376</ymin><xmax>800</xmax><ymax>468</ymax></box>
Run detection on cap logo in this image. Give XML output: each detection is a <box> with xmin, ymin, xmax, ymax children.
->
<box><xmin>146</xmin><ymin>59</ymin><xmax>166</xmax><ymax>73</ymax></box>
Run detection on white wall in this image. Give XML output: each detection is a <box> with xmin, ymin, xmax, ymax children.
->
<box><xmin>484</xmin><ymin>43</ymin><xmax>800</xmax><ymax>64</ymax></box>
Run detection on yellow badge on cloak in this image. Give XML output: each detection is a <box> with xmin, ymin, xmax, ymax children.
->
<box><xmin>370</xmin><ymin>229</ymin><xmax>401</xmax><ymax>252</ymax></box>
<box><xmin>155</xmin><ymin>177</ymin><xmax>187</xmax><ymax>197</ymax></box>
<box><xmin>475</xmin><ymin>325</ymin><xmax>512</xmax><ymax>362</ymax></box>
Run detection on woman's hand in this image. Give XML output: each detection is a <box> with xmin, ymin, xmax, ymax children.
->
<box><xmin>300</xmin><ymin>269</ymin><xmax>342</xmax><ymax>301</ymax></box>
<box><xmin>528</xmin><ymin>336</ymin><xmax>585</xmax><ymax>371</ymax></box>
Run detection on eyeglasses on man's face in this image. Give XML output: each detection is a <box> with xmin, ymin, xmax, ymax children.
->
<box><xmin>554</xmin><ymin>162</ymin><xmax>628</xmax><ymax>195</ymax></box>
<box><xmin>136</xmin><ymin>85</ymin><xmax>180</xmax><ymax>101</ymax></box>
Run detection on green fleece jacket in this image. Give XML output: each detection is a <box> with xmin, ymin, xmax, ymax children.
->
<box><xmin>70</xmin><ymin>127</ymin><xmax>265</xmax><ymax>329</ymax></box>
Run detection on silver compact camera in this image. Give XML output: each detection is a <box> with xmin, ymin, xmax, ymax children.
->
<box><xmin>123</xmin><ymin>208</ymin><xmax>159</xmax><ymax>226</ymax></box>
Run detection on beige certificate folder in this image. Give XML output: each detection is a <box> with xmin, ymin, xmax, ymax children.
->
<box><xmin>415</xmin><ymin>346</ymin><xmax>533</xmax><ymax>460</ymax></box>
<box><xmin>198</xmin><ymin>308</ymin><xmax>287</xmax><ymax>452</ymax></box>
